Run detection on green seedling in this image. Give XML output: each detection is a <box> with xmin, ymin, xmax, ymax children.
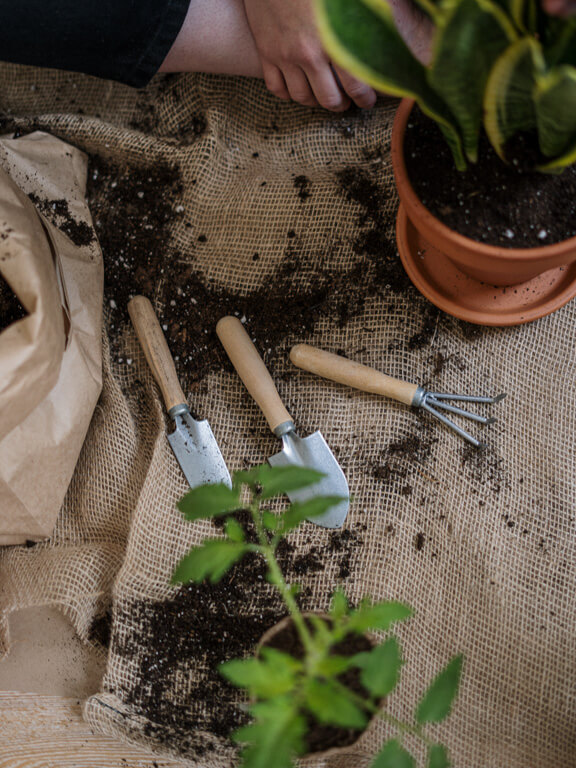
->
<box><xmin>172</xmin><ymin>464</ymin><xmax>463</xmax><ymax>768</ymax></box>
<box><xmin>316</xmin><ymin>0</ymin><xmax>576</xmax><ymax>172</ymax></box>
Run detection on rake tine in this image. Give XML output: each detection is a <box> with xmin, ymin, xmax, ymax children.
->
<box><xmin>425</xmin><ymin>396</ymin><xmax>496</xmax><ymax>425</ymax></box>
<box><xmin>428</xmin><ymin>392</ymin><xmax>507</xmax><ymax>405</ymax></box>
<box><xmin>421</xmin><ymin>401</ymin><xmax>485</xmax><ymax>449</ymax></box>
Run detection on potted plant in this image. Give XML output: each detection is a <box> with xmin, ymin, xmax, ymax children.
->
<box><xmin>315</xmin><ymin>0</ymin><xmax>576</xmax><ymax>325</ymax></box>
<box><xmin>172</xmin><ymin>464</ymin><xmax>463</xmax><ymax>768</ymax></box>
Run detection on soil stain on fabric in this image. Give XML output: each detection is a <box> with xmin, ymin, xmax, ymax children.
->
<box><xmin>107</xmin><ymin>511</ymin><xmax>365</xmax><ymax>752</ymax></box>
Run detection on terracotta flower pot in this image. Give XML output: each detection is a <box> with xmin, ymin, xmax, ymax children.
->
<box><xmin>391</xmin><ymin>99</ymin><xmax>576</xmax><ymax>326</ymax></box>
<box><xmin>257</xmin><ymin>613</ymin><xmax>378</xmax><ymax>762</ymax></box>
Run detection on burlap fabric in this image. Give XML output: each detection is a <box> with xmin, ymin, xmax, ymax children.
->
<box><xmin>0</xmin><ymin>64</ymin><xmax>575</xmax><ymax>768</ymax></box>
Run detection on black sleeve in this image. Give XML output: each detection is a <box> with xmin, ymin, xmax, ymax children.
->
<box><xmin>0</xmin><ymin>0</ymin><xmax>191</xmax><ymax>88</ymax></box>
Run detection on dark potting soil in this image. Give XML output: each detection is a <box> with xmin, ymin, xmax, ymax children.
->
<box><xmin>27</xmin><ymin>193</ymin><xmax>96</xmax><ymax>247</ymax></box>
<box><xmin>107</xmin><ymin>508</ymin><xmax>366</xmax><ymax>753</ymax></box>
<box><xmin>0</xmin><ymin>273</ymin><xmax>26</xmax><ymax>332</ymax></box>
<box><xmin>404</xmin><ymin>105</ymin><xmax>576</xmax><ymax>248</ymax></box>
<box><xmin>263</xmin><ymin>616</ymin><xmax>375</xmax><ymax>754</ymax></box>
<box><xmin>82</xmin><ymin>141</ymin><xmax>411</xmax><ymax>389</ymax></box>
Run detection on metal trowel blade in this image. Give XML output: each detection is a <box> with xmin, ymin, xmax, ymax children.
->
<box><xmin>168</xmin><ymin>412</ymin><xmax>232</xmax><ymax>489</ymax></box>
<box><xmin>268</xmin><ymin>430</ymin><xmax>349</xmax><ymax>528</ymax></box>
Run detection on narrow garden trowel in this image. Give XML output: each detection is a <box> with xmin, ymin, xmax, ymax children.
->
<box><xmin>216</xmin><ymin>316</ymin><xmax>349</xmax><ymax>528</ymax></box>
<box><xmin>128</xmin><ymin>296</ymin><xmax>231</xmax><ymax>489</ymax></box>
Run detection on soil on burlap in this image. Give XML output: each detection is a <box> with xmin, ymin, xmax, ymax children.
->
<box><xmin>404</xmin><ymin>105</ymin><xmax>576</xmax><ymax>248</ymax></box>
<box><xmin>107</xmin><ymin>513</ymin><xmax>366</xmax><ymax>754</ymax></box>
<box><xmin>1</xmin><ymin>101</ymin><xmax>503</xmax><ymax>754</ymax></box>
<box><xmin>84</xmin><ymin>150</ymin><xmax>410</xmax><ymax>391</ymax></box>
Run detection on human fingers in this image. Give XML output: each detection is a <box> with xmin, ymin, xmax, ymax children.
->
<box><xmin>542</xmin><ymin>0</ymin><xmax>576</xmax><ymax>15</ymax></box>
<box><xmin>303</xmin><ymin>58</ymin><xmax>351</xmax><ymax>111</ymax></box>
<box><xmin>263</xmin><ymin>62</ymin><xmax>291</xmax><ymax>100</ymax></box>
<box><xmin>283</xmin><ymin>64</ymin><xmax>321</xmax><ymax>107</ymax></box>
<box><xmin>332</xmin><ymin>66</ymin><xmax>377</xmax><ymax>109</ymax></box>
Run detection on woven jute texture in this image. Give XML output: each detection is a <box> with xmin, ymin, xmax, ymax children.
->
<box><xmin>0</xmin><ymin>63</ymin><xmax>575</xmax><ymax>768</ymax></box>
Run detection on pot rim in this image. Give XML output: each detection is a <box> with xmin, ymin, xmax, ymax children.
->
<box><xmin>391</xmin><ymin>98</ymin><xmax>576</xmax><ymax>262</ymax></box>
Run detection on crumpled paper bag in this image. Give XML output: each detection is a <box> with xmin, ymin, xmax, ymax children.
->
<box><xmin>0</xmin><ymin>132</ymin><xmax>103</xmax><ymax>545</ymax></box>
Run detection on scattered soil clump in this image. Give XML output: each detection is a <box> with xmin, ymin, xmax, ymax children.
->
<box><xmin>110</xmin><ymin>550</ymin><xmax>285</xmax><ymax>743</ymax></box>
<box><xmin>27</xmin><ymin>194</ymin><xmax>95</xmax><ymax>247</ymax></box>
<box><xmin>85</xmin><ymin>150</ymin><xmax>409</xmax><ymax>389</ymax></box>
<box><xmin>0</xmin><ymin>273</ymin><xmax>26</xmax><ymax>331</ymax></box>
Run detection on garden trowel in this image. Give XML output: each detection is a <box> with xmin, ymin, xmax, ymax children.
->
<box><xmin>216</xmin><ymin>316</ymin><xmax>349</xmax><ymax>528</ymax></box>
<box><xmin>128</xmin><ymin>296</ymin><xmax>231</xmax><ymax>489</ymax></box>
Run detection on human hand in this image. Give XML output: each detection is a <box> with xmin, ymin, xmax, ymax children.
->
<box><xmin>541</xmin><ymin>0</ymin><xmax>576</xmax><ymax>14</ymax></box>
<box><xmin>243</xmin><ymin>0</ymin><xmax>377</xmax><ymax>111</ymax></box>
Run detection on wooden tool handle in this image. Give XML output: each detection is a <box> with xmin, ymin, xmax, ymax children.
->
<box><xmin>216</xmin><ymin>316</ymin><xmax>292</xmax><ymax>433</ymax></box>
<box><xmin>290</xmin><ymin>344</ymin><xmax>418</xmax><ymax>406</ymax></box>
<box><xmin>128</xmin><ymin>296</ymin><xmax>186</xmax><ymax>413</ymax></box>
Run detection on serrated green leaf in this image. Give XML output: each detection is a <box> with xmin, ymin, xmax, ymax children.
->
<box><xmin>225</xmin><ymin>517</ymin><xmax>246</xmax><ymax>542</ymax></box>
<box><xmin>304</xmin><ymin>679</ymin><xmax>368</xmax><ymax>728</ymax></box>
<box><xmin>428</xmin><ymin>0</ymin><xmax>517</xmax><ymax>161</ymax></box>
<box><xmin>259</xmin><ymin>646</ymin><xmax>303</xmax><ymax>671</ymax></box>
<box><xmin>330</xmin><ymin>589</ymin><xmax>350</xmax><ymax>620</ymax></box>
<box><xmin>234</xmin><ymin>697</ymin><xmax>307</xmax><ymax>768</ymax></box>
<box><xmin>171</xmin><ymin>539</ymin><xmax>248</xmax><ymax>584</ymax></box>
<box><xmin>282</xmin><ymin>496</ymin><xmax>348</xmax><ymax>532</ymax></box>
<box><xmin>416</xmin><ymin>654</ymin><xmax>464</xmax><ymax>724</ymax></box>
<box><xmin>315</xmin><ymin>0</ymin><xmax>466</xmax><ymax>169</ymax></box>
<box><xmin>371</xmin><ymin>739</ymin><xmax>416</xmax><ymax>768</ymax></box>
<box><xmin>232</xmin><ymin>466</ymin><xmax>264</xmax><ymax>489</ymax></box>
<box><xmin>316</xmin><ymin>654</ymin><xmax>352</xmax><ymax>677</ymax></box>
<box><xmin>260</xmin><ymin>465</ymin><xmax>326</xmax><ymax>499</ymax></box>
<box><xmin>307</xmin><ymin>614</ymin><xmax>334</xmax><ymax>652</ymax></box>
<box><xmin>177</xmin><ymin>483</ymin><xmax>240</xmax><ymax>522</ymax></box>
<box><xmin>352</xmin><ymin>636</ymin><xmax>402</xmax><ymax>697</ymax></box>
<box><xmin>348</xmin><ymin>600</ymin><xmax>412</xmax><ymax>633</ymax></box>
<box><xmin>220</xmin><ymin>650</ymin><xmax>301</xmax><ymax>699</ymax></box>
<box><xmin>235</xmin><ymin>464</ymin><xmax>326</xmax><ymax>498</ymax></box>
<box><xmin>428</xmin><ymin>743</ymin><xmax>450</xmax><ymax>768</ymax></box>
<box><xmin>262</xmin><ymin>510</ymin><xmax>280</xmax><ymax>531</ymax></box>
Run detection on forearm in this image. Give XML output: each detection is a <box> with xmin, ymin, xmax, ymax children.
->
<box><xmin>159</xmin><ymin>0</ymin><xmax>263</xmax><ymax>77</ymax></box>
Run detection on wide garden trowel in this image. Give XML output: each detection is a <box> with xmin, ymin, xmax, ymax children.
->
<box><xmin>216</xmin><ymin>316</ymin><xmax>349</xmax><ymax>528</ymax></box>
<box><xmin>129</xmin><ymin>296</ymin><xmax>231</xmax><ymax>489</ymax></box>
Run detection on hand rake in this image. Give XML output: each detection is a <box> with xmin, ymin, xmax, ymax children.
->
<box><xmin>290</xmin><ymin>344</ymin><xmax>506</xmax><ymax>449</ymax></box>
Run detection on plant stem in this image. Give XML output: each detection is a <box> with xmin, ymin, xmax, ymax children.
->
<box><xmin>249</xmin><ymin>498</ymin><xmax>314</xmax><ymax>655</ymax></box>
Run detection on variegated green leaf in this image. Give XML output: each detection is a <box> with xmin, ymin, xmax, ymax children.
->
<box><xmin>544</xmin><ymin>17</ymin><xmax>576</xmax><ymax>68</ymax></box>
<box><xmin>489</xmin><ymin>0</ymin><xmax>528</xmax><ymax>30</ymax></box>
<box><xmin>428</xmin><ymin>0</ymin><xmax>518</xmax><ymax>162</ymax></box>
<box><xmin>535</xmin><ymin>65</ymin><xmax>576</xmax><ymax>167</ymax></box>
<box><xmin>315</xmin><ymin>0</ymin><xmax>466</xmax><ymax>168</ymax></box>
<box><xmin>484</xmin><ymin>37</ymin><xmax>545</xmax><ymax>159</ymax></box>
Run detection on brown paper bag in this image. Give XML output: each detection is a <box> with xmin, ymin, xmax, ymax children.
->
<box><xmin>0</xmin><ymin>132</ymin><xmax>103</xmax><ymax>545</ymax></box>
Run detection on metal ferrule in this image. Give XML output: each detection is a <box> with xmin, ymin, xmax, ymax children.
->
<box><xmin>273</xmin><ymin>420</ymin><xmax>295</xmax><ymax>438</ymax></box>
<box><xmin>412</xmin><ymin>386</ymin><xmax>426</xmax><ymax>408</ymax></box>
<box><xmin>168</xmin><ymin>403</ymin><xmax>190</xmax><ymax>419</ymax></box>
